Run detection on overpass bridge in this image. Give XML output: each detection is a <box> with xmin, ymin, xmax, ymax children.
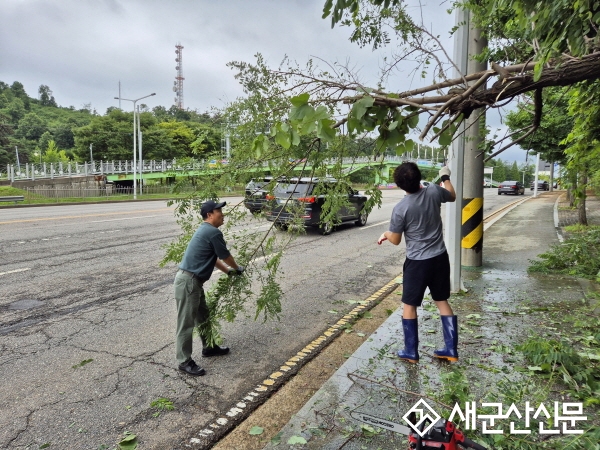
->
<box><xmin>1</xmin><ymin>157</ymin><xmax>443</xmax><ymax>186</ymax></box>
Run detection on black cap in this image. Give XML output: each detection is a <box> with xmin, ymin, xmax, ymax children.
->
<box><xmin>201</xmin><ymin>200</ymin><xmax>226</xmax><ymax>218</ymax></box>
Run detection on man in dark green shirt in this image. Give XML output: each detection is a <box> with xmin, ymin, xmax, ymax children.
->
<box><xmin>174</xmin><ymin>200</ymin><xmax>244</xmax><ymax>376</ymax></box>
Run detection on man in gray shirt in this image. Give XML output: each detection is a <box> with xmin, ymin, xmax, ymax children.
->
<box><xmin>174</xmin><ymin>200</ymin><xmax>244</xmax><ymax>376</ymax></box>
<box><xmin>378</xmin><ymin>162</ymin><xmax>459</xmax><ymax>363</ymax></box>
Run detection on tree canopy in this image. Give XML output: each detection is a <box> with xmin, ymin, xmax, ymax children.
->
<box><xmin>0</xmin><ymin>82</ymin><xmax>224</xmax><ymax>167</ymax></box>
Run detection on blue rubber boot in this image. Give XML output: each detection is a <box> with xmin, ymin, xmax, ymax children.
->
<box><xmin>397</xmin><ymin>318</ymin><xmax>419</xmax><ymax>363</ymax></box>
<box><xmin>433</xmin><ymin>315</ymin><xmax>459</xmax><ymax>361</ymax></box>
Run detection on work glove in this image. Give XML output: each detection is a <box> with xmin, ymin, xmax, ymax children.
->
<box><xmin>438</xmin><ymin>166</ymin><xmax>451</xmax><ymax>178</ymax></box>
<box><xmin>228</xmin><ymin>266</ymin><xmax>245</xmax><ymax>276</ymax></box>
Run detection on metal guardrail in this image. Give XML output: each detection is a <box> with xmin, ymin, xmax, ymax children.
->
<box><xmin>0</xmin><ymin>195</ymin><xmax>24</xmax><ymax>203</ymax></box>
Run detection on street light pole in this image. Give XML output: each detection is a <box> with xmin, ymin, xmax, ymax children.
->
<box><xmin>15</xmin><ymin>146</ymin><xmax>20</xmax><ymax>172</ymax></box>
<box><xmin>137</xmin><ymin>105</ymin><xmax>143</xmax><ymax>194</ymax></box>
<box><xmin>114</xmin><ymin>93</ymin><xmax>155</xmax><ymax>199</ymax></box>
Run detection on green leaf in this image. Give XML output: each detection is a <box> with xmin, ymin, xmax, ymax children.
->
<box><xmin>290</xmin><ymin>93</ymin><xmax>310</xmax><ymax>107</ymax></box>
<box><xmin>439</xmin><ymin>132</ymin><xmax>452</xmax><ymax>146</ymax></box>
<box><xmin>289</xmin><ymin>103</ymin><xmax>313</xmax><ymax>121</ymax></box>
<box><xmin>72</xmin><ymin>358</ymin><xmax>93</xmax><ymax>369</ymax></box>
<box><xmin>117</xmin><ymin>434</ymin><xmax>138</xmax><ymax>450</ymax></box>
<box><xmin>312</xmin><ymin>105</ymin><xmax>330</xmax><ymax>121</ymax></box>
<box><xmin>271</xmin><ymin>431</ymin><xmax>283</xmax><ymax>445</ymax></box>
<box><xmin>291</xmin><ymin>128</ymin><xmax>301</xmax><ymax>146</ymax></box>
<box><xmin>407</xmin><ymin>114</ymin><xmax>419</xmax><ymax>128</ymax></box>
<box><xmin>388</xmin><ymin>120</ymin><xmax>398</xmax><ymax>131</ymax></box>
<box><xmin>252</xmin><ymin>134</ymin><xmax>267</xmax><ymax>157</ymax></box>
<box><xmin>404</xmin><ymin>139</ymin><xmax>414</xmax><ymax>152</ymax></box>
<box><xmin>361</xmin><ymin>424</ymin><xmax>377</xmax><ymax>437</ymax></box>
<box><xmin>317</xmin><ymin>119</ymin><xmax>336</xmax><ymax>142</ymax></box>
<box><xmin>352</xmin><ymin>96</ymin><xmax>375</xmax><ymax>119</ymax></box>
<box><xmin>249</xmin><ymin>426</ymin><xmax>264</xmax><ymax>435</ymax></box>
<box><xmin>275</xmin><ymin>129</ymin><xmax>291</xmax><ymax>149</ymax></box>
<box><xmin>533</xmin><ymin>61</ymin><xmax>543</xmax><ymax>82</ymax></box>
<box><xmin>39</xmin><ymin>444</ymin><xmax>51</xmax><ymax>449</ymax></box>
<box><xmin>347</xmin><ymin>117</ymin><xmax>362</xmax><ymax>133</ymax></box>
<box><xmin>288</xmin><ymin>435</ymin><xmax>308</xmax><ymax>444</ymax></box>
<box><xmin>385</xmin><ymin>129</ymin><xmax>404</xmax><ymax>146</ymax></box>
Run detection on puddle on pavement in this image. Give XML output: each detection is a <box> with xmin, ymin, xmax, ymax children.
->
<box><xmin>8</xmin><ymin>299</ymin><xmax>45</xmax><ymax>310</ymax></box>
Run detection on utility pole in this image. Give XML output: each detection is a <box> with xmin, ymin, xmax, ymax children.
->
<box><xmin>461</xmin><ymin>18</ymin><xmax>488</xmax><ymax>267</ymax></box>
<box><xmin>445</xmin><ymin>7</ymin><xmax>469</xmax><ymax>292</ymax></box>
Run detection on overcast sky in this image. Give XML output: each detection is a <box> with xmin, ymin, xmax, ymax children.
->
<box><xmin>0</xmin><ymin>0</ymin><xmax>527</xmax><ymax>163</ymax></box>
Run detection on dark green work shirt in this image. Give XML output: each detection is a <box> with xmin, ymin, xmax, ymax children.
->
<box><xmin>178</xmin><ymin>222</ymin><xmax>231</xmax><ymax>281</ymax></box>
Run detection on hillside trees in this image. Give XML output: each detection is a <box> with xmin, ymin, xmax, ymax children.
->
<box><xmin>0</xmin><ymin>80</ymin><xmax>227</xmax><ymax>167</ymax></box>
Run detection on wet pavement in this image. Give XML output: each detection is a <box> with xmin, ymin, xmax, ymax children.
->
<box><xmin>262</xmin><ymin>191</ymin><xmax>600</xmax><ymax>449</ymax></box>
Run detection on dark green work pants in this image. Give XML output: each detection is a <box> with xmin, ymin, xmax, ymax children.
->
<box><xmin>174</xmin><ymin>270</ymin><xmax>208</xmax><ymax>364</ymax></box>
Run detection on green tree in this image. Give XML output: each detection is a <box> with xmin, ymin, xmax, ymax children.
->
<box><xmin>16</xmin><ymin>112</ymin><xmax>46</xmax><ymax>141</ymax></box>
<box><xmin>52</xmin><ymin>123</ymin><xmax>75</xmax><ymax>149</ymax></box>
<box><xmin>157</xmin><ymin>121</ymin><xmax>196</xmax><ymax>158</ymax></box>
<box><xmin>43</xmin><ymin>140</ymin><xmax>71</xmax><ymax>163</ymax></box>
<box><xmin>505</xmin><ymin>88</ymin><xmax>572</xmax><ymax>166</ymax></box>
<box><xmin>38</xmin><ymin>85</ymin><xmax>58</xmax><ymax>107</ymax></box>
<box><xmin>4</xmin><ymin>98</ymin><xmax>26</xmax><ymax>124</ymax></box>
<box><xmin>73</xmin><ymin>108</ymin><xmax>134</xmax><ymax>161</ymax></box>
<box><xmin>10</xmin><ymin>81</ymin><xmax>30</xmax><ymax>109</ymax></box>
<box><xmin>563</xmin><ymin>80</ymin><xmax>600</xmax><ymax>224</ymax></box>
<box><xmin>0</xmin><ymin>112</ymin><xmax>14</xmax><ymax>166</ymax></box>
<box><xmin>38</xmin><ymin>131</ymin><xmax>53</xmax><ymax>152</ymax></box>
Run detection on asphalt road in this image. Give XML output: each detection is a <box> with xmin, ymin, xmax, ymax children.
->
<box><xmin>0</xmin><ymin>188</ymin><xmax>531</xmax><ymax>449</ymax></box>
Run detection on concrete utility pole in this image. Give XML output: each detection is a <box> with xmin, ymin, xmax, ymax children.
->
<box><xmin>445</xmin><ymin>8</ymin><xmax>469</xmax><ymax>292</ymax></box>
<box><xmin>461</xmin><ymin>20</ymin><xmax>488</xmax><ymax>267</ymax></box>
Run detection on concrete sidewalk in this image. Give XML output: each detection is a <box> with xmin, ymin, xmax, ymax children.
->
<box><xmin>262</xmin><ymin>191</ymin><xmax>599</xmax><ymax>449</ymax></box>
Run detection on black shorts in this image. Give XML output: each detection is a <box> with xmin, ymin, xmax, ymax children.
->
<box><xmin>401</xmin><ymin>251</ymin><xmax>450</xmax><ymax>306</ymax></box>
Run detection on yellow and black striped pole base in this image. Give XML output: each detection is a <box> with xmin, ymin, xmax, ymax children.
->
<box><xmin>461</xmin><ymin>197</ymin><xmax>483</xmax><ymax>264</ymax></box>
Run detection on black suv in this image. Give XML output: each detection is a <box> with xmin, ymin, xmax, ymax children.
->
<box><xmin>244</xmin><ymin>177</ymin><xmax>276</xmax><ymax>214</ymax></box>
<box><xmin>530</xmin><ymin>180</ymin><xmax>549</xmax><ymax>191</ymax></box>
<box><xmin>265</xmin><ymin>177</ymin><xmax>368</xmax><ymax>235</ymax></box>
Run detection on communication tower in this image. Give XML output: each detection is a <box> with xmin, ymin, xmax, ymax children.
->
<box><xmin>173</xmin><ymin>43</ymin><xmax>184</xmax><ymax>109</ymax></box>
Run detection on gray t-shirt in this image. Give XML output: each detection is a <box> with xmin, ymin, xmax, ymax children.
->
<box><xmin>178</xmin><ymin>222</ymin><xmax>231</xmax><ymax>281</ymax></box>
<box><xmin>389</xmin><ymin>184</ymin><xmax>453</xmax><ymax>260</ymax></box>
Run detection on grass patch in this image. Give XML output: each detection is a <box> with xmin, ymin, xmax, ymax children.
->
<box><xmin>564</xmin><ymin>224</ymin><xmax>600</xmax><ymax>234</ymax></box>
<box><xmin>529</xmin><ymin>226</ymin><xmax>600</xmax><ymax>280</ymax></box>
<box><xmin>0</xmin><ymin>186</ymin><xmax>27</xmax><ymax>196</ymax></box>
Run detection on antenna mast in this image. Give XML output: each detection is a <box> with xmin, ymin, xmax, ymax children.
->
<box><xmin>174</xmin><ymin>43</ymin><xmax>184</xmax><ymax>109</ymax></box>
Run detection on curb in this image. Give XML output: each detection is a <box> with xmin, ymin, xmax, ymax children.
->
<box><xmin>188</xmin><ymin>279</ymin><xmax>401</xmax><ymax>448</ymax></box>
